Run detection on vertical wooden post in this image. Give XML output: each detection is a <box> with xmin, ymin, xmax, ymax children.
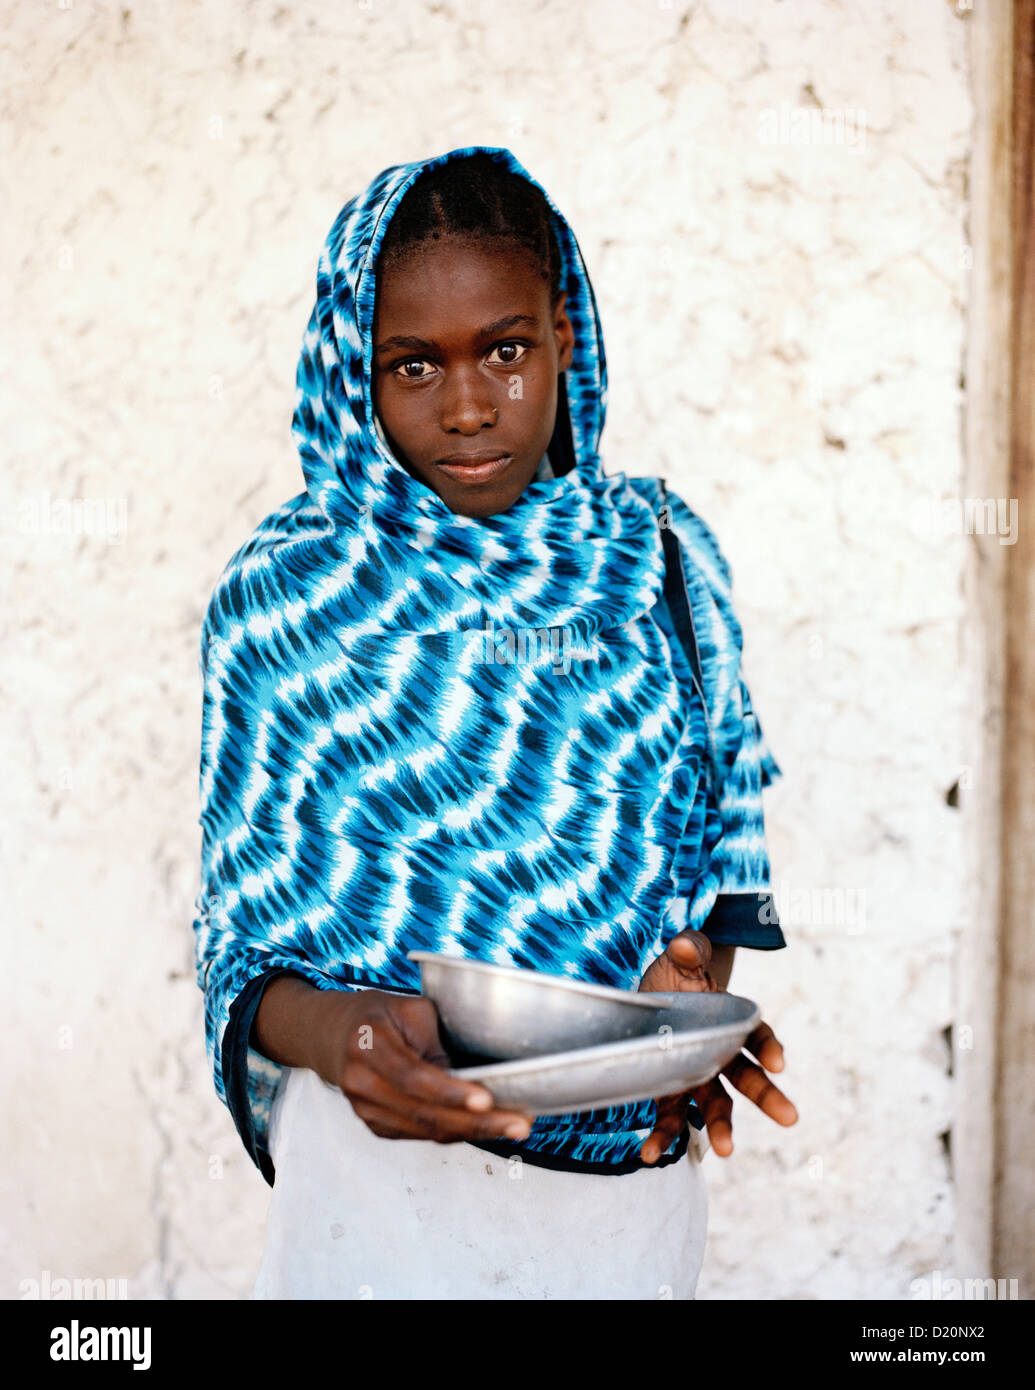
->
<box><xmin>957</xmin><ymin>0</ymin><xmax>1013</xmax><ymax>1284</ymax></box>
<box><xmin>995</xmin><ymin>0</ymin><xmax>1035</xmax><ymax>1293</ymax></box>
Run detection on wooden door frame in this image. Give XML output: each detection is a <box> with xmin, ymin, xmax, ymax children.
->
<box><xmin>960</xmin><ymin>0</ymin><xmax>1033</xmax><ymax>1295</ymax></box>
<box><xmin>995</xmin><ymin>0</ymin><xmax>1035</xmax><ymax>1293</ymax></box>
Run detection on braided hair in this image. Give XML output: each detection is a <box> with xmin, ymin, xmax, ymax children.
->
<box><xmin>377</xmin><ymin>153</ymin><xmax>564</xmax><ymax>303</ymax></box>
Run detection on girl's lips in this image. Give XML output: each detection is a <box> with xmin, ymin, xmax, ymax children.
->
<box><xmin>433</xmin><ymin>453</ymin><xmax>513</xmax><ymax>485</ymax></box>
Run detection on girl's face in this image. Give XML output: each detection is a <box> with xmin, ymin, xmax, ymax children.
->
<box><xmin>372</xmin><ymin>236</ymin><xmax>575</xmax><ymax>518</ymax></box>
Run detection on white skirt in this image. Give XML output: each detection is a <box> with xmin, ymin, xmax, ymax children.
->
<box><xmin>254</xmin><ymin>1066</ymin><xmax>709</xmax><ymax>1300</ymax></box>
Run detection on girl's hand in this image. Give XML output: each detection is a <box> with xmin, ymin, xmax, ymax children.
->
<box><xmin>638</xmin><ymin>927</ymin><xmax>719</xmax><ymax>995</ymax></box>
<box><xmin>327</xmin><ymin>989</ymin><xmax>535</xmax><ymax>1146</ymax></box>
<box><xmin>636</xmin><ymin>930</ymin><xmax>798</xmax><ymax>1162</ymax></box>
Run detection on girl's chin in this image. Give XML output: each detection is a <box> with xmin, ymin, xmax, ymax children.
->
<box><xmin>419</xmin><ymin>458</ymin><xmax>541</xmax><ymax>517</ymax></box>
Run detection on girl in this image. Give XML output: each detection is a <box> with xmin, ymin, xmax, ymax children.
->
<box><xmin>194</xmin><ymin>147</ymin><xmax>797</xmax><ymax>1300</ymax></box>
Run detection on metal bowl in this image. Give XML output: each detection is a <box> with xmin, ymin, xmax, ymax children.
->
<box><xmin>408</xmin><ymin>951</ymin><xmax>672</xmax><ymax>1062</ymax></box>
<box><xmin>451</xmin><ymin>991</ymin><xmax>761</xmax><ymax>1115</ymax></box>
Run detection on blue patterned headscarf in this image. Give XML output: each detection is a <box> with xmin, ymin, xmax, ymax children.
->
<box><xmin>194</xmin><ymin>146</ymin><xmax>784</xmax><ymax>1183</ymax></box>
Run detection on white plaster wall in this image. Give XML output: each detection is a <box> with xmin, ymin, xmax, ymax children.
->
<box><xmin>2</xmin><ymin>0</ymin><xmax>976</xmax><ymax>1299</ymax></box>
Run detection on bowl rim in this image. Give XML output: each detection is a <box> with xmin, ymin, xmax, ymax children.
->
<box><xmin>449</xmin><ymin>993</ymin><xmax>761</xmax><ymax>1082</ymax></box>
<box><xmin>407</xmin><ymin>950</ymin><xmax>670</xmax><ymax>1012</ymax></box>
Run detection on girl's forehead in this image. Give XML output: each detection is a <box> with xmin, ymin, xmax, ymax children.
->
<box><xmin>374</xmin><ymin>237</ymin><xmax>552</xmax><ymax>324</ymax></box>
<box><xmin>378</xmin><ymin>233</ymin><xmax>547</xmax><ymax>288</ymax></box>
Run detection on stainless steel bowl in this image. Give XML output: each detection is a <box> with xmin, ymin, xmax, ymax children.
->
<box><xmin>408</xmin><ymin>950</ymin><xmax>672</xmax><ymax>1061</ymax></box>
<box><xmin>451</xmin><ymin>991</ymin><xmax>761</xmax><ymax>1115</ymax></box>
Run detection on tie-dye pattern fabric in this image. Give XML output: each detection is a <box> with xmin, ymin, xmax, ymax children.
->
<box><xmin>193</xmin><ymin>146</ymin><xmax>785</xmax><ymax>1185</ymax></box>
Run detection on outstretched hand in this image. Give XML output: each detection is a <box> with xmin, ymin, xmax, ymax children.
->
<box><xmin>637</xmin><ymin>930</ymin><xmax>798</xmax><ymax>1163</ymax></box>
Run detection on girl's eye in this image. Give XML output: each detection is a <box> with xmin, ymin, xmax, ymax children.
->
<box><xmin>395</xmin><ymin>359</ymin><xmax>435</xmax><ymax>380</ymax></box>
<box><xmin>487</xmin><ymin>341</ymin><xmax>527</xmax><ymax>367</ymax></box>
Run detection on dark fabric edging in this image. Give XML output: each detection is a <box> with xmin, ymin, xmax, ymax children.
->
<box><xmin>703</xmin><ymin>892</ymin><xmax>787</xmax><ymax>950</ymax></box>
<box><xmin>222</xmin><ymin>967</ymin><xmax>307</xmax><ymax>1188</ymax></box>
<box><xmin>468</xmin><ymin>1125</ymin><xmax>692</xmax><ymax>1175</ymax></box>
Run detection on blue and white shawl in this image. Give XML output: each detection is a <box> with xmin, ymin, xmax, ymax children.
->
<box><xmin>193</xmin><ymin>146</ymin><xmax>785</xmax><ymax>1184</ymax></box>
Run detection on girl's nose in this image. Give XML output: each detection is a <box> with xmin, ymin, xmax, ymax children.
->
<box><xmin>439</xmin><ymin>370</ymin><xmax>497</xmax><ymax>434</ymax></box>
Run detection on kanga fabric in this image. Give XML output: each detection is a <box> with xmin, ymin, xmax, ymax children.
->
<box><xmin>193</xmin><ymin>144</ymin><xmax>786</xmax><ymax>1187</ymax></box>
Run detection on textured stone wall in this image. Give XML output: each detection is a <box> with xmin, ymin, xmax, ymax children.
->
<box><xmin>3</xmin><ymin>0</ymin><xmax>975</xmax><ymax>1299</ymax></box>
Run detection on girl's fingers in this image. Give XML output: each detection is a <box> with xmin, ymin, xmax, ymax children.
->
<box><xmin>405</xmin><ymin>1095</ymin><xmax>533</xmax><ymax>1142</ymax></box>
<box><xmin>376</xmin><ymin>1041</ymin><xmax>494</xmax><ymax>1111</ymax></box>
<box><xmin>640</xmin><ymin>1093</ymin><xmax>689</xmax><ymax>1164</ymax></box>
<box><xmin>743</xmin><ymin>1020</ymin><xmax>785</xmax><ymax>1072</ymax></box>
<box><xmin>692</xmin><ymin>1077</ymin><xmax>734</xmax><ymax>1156</ymax></box>
<box><xmin>664</xmin><ymin>930</ymin><xmax>713</xmax><ymax>977</ymax></box>
<box><xmin>345</xmin><ymin>1030</ymin><xmax>528</xmax><ymax>1129</ymax></box>
<box><xmin>345</xmin><ymin>1044</ymin><xmax>534</xmax><ymax>1139</ymax></box>
<box><xmin>351</xmin><ymin>1093</ymin><xmax>532</xmax><ymax>1143</ymax></box>
<box><xmin>720</xmin><ymin>1052</ymin><xmax>798</xmax><ymax>1125</ymax></box>
<box><xmin>639</xmin><ymin>931</ymin><xmax>715</xmax><ymax>994</ymax></box>
<box><xmin>386</xmin><ymin>998</ymin><xmax>501</xmax><ymax>1106</ymax></box>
